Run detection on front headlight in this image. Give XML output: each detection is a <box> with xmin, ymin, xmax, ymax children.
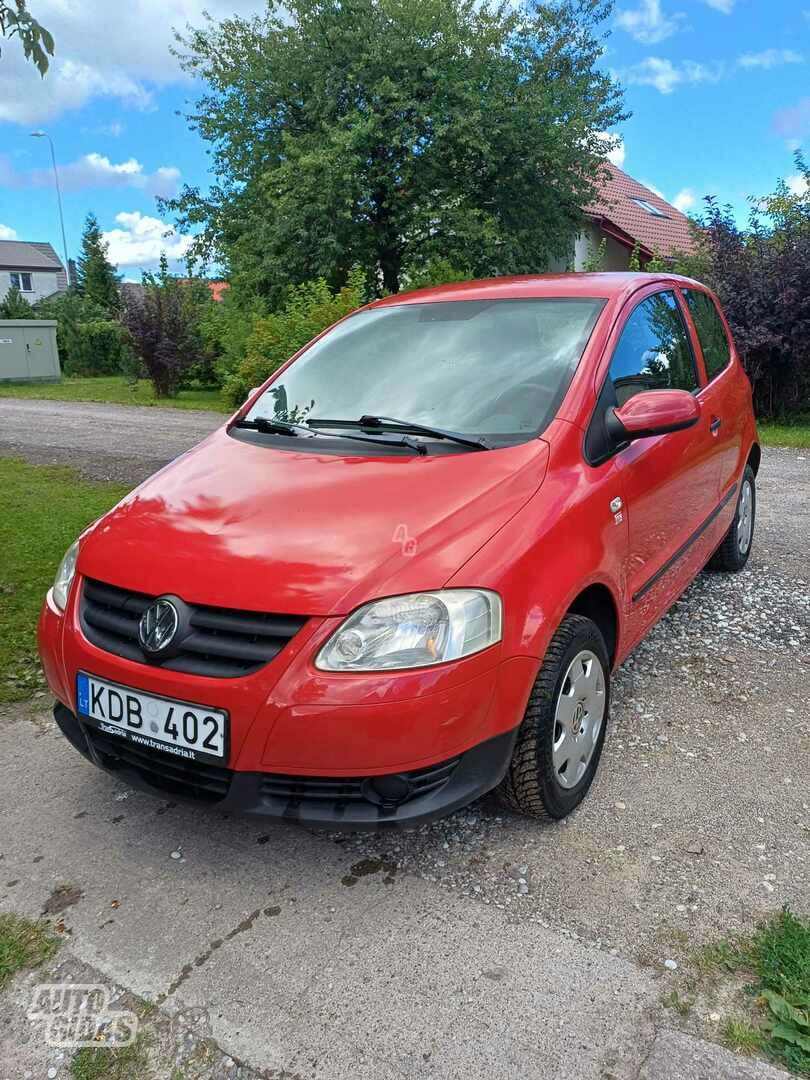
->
<box><xmin>52</xmin><ymin>540</ymin><xmax>79</xmax><ymax>612</ymax></box>
<box><xmin>315</xmin><ymin>589</ymin><xmax>502</xmax><ymax>672</ymax></box>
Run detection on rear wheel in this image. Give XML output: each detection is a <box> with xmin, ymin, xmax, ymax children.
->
<box><xmin>708</xmin><ymin>464</ymin><xmax>755</xmax><ymax>572</ymax></box>
<box><xmin>498</xmin><ymin>614</ymin><xmax>610</xmax><ymax>820</ymax></box>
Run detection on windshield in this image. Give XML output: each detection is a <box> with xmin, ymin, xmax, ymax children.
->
<box><xmin>246</xmin><ymin>298</ymin><xmax>605</xmax><ymax>444</ymax></box>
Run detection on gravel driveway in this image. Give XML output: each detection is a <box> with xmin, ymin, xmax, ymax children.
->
<box><xmin>0</xmin><ymin>397</ymin><xmax>807</xmax><ymax>1079</ymax></box>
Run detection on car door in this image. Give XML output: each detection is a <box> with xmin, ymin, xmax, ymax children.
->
<box><xmin>680</xmin><ymin>287</ymin><xmax>741</xmax><ymax>501</ymax></box>
<box><xmin>597</xmin><ymin>287</ymin><xmax>717</xmax><ymax>638</ymax></box>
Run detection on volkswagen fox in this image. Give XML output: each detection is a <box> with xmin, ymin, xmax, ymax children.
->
<box><xmin>38</xmin><ymin>273</ymin><xmax>759</xmax><ymax>827</ymax></box>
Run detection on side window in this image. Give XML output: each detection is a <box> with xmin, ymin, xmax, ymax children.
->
<box><xmin>683</xmin><ymin>289</ymin><xmax>731</xmax><ymax>381</ymax></box>
<box><xmin>608</xmin><ymin>291</ymin><xmax>699</xmax><ymax>406</ymax></box>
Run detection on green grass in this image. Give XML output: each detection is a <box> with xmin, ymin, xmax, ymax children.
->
<box><xmin>0</xmin><ymin>913</ymin><xmax>61</xmax><ymax>990</ymax></box>
<box><xmin>0</xmin><ymin>376</ymin><xmax>230</xmax><ymax>413</ymax></box>
<box><xmin>70</xmin><ymin>1035</ymin><xmax>150</xmax><ymax>1080</ymax></box>
<box><xmin>720</xmin><ymin>1017</ymin><xmax>764</xmax><ymax>1055</ymax></box>
<box><xmin>0</xmin><ymin>459</ymin><xmax>129</xmax><ymax>702</ymax></box>
<box><xmin>698</xmin><ymin>908</ymin><xmax>810</xmax><ymax>1077</ymax></box>
<box><xmin>758</xmin><ymin>415</ymin><xmax>810</xmax><ymax>448</ymax></box>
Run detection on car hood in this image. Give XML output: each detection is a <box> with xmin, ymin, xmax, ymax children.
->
<box><xmin>79</xmin><ymin>428</ymin><xmax>549</xmax><ymax>616</ymax></box>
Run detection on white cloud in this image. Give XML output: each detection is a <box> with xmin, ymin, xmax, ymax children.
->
<box><xmin>615</xmin><ymin>0</ymin><xmax>685</xmax><ymax>45</ymax></box>
<box><xmin>787</xmin><ymin>174</ymin><xmax>809</xmax><ymax>196</ymax></box>
<box><xmin>1</xmin><ymin>152</ymin><xmax>181</xmax><ymax>198</ymax></box>
<box><xmin>622</xmin><ymin>57</ymin><xmax>724</xmax><ymax>94</ymax></box>
<box><xmin>102</xmin><ymin>211</ymin><xmax>194</xmax><ymax>269</ymax></box>
<box><xmin>738</xmin><ymin>49</ymin><xmax>804</xmax><ymax>70</ymax></box>
<box><xmin>0</xmin><ymin>0</ymin><xmax>263</xmax><ymax>126</ymax></box>
<box><xmin>0</xmin><ymin>224</ymin><xmax>18</xmax><ymax>241</ymax></box>
<box><xmin>672</xmin><ymin>187</ymin><xmax>697</xmax><ymax>212</ymax></box>
<box><xmin>596</xmin><ymin>132</ymin><xmax>626</xmax><ymax>168</ymax></box>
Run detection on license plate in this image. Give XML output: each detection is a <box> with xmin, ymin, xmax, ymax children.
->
<box><xmin>76</xmin><ymin>672</ymin><xmax>228</xmax><ymax>764</ymax></box>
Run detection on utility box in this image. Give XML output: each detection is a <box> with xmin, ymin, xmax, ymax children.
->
<box><xmin>0</xmin><ymin>319</ymin><xmax>60</xmax><ymax>382</ymax></box>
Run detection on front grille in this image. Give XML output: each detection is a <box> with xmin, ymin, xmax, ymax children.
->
<box><xmin>80</xmin><ymin>578</ymin><xmax>307</xmax><ymax>678</ymax></box>
<box><xmin>259</xmin><ymin>756</ymin><xmax>460</xmax><ymax>809</ymax></box>
<box><xmin>86</xmin><ymin>727</ymin><xmax>232</xmax><ymax>803</ymax></box>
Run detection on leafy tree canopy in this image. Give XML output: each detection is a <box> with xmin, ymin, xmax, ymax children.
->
<box><xmin>165</xmin><ymin>0</ymin><xmax>625</xmax><ymax>299</ymax></box>
<box><xmin>76</xmin><ymin>212</ymin><xmax>121</xmax><ymax>314</ymax></box>
<box><xmin>0</xmin><ymin>1</ymin><xmax>53</xmax><ymax>75</ymax></box>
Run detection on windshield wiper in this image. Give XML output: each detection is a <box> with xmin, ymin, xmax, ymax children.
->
<box><xmin>308</xmin><ymin>415</ymin><xmax>490</xmax><ymax>451</ymax></box>
<box><xmin>234</xmin><ymin>416</ymin><xmax>425</xmax><ymax>454</ymax></box>
<box><xmin>235</xmin><ymin>417</ymin><xmax>313</xmax><ymax>437</ymax></box>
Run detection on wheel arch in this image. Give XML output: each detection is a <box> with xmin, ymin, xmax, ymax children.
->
<box><xmin>747</xmin><ymin>442</ymin><xmax>761</xmax><ymax>476</ymax></box>
<box><xmin>566</xmin><ymin>582</ymin><xmax>620</xmax><ymax>667</ymax></box>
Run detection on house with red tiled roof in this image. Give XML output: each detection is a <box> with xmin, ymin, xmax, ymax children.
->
<box><xmin>563</xmin><ymin>162</ymin><xmax>697</xmax><ymax>271</ymax></box>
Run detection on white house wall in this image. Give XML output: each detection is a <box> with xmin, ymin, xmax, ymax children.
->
<box><xmin>0</xmin><ymin>269</ymin><xmax>63</xmax><ymax>305</ymax></box>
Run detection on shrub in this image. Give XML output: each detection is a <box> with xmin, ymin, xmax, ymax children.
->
<box><xmin>0</xmin><ymin>286</ymin><xmax>34</xmax><ymax>319</ymax></box>
<box><xmin>121</xmin><ymin>257</ymin><xmax>211</xmax><ymax>398</ymax></box>
<box><xmin>677</xmin><ymin>157</ymin><xmax>810</xmax><ymax>420</ymax></box>
<box><xmin>64</xmin><ymin>319</ymin><xmax>134</xmax><ymax>377</ymax></box>
<box><xmin>223</xmin><ymin>268</ymin><xmax>366</xmax><ymax>406</ymax></box>
<box><xmin>32</xmin><ymin>291</ymin><xmax>127</xmax><ymax>376</ymax></box>
<box><xmin>200</xmin><ymin>287</ymin><xmax>267</xmax><ymax>390</ymax></box>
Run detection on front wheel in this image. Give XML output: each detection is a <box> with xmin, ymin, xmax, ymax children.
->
<box><xmin>498</xmin><ymin>614</ymin><xmax>610</xmax><ymax>820</ymax></box>
<box><xmin>708</xmin><ymin>464</ymin><xmax>756</xmax><ymax>572</ymax></box>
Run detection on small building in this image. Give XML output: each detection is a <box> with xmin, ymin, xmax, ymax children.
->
<box><xmin>0</xmin><ymin>241</ymin><xmax>67</xmax><ymax>304</ymax></box>
<box><xmin>575</xmin><ymin>163</ymin><xmax>697</xmax><ymax>270</ymax></box>
<box><xmin>0</xmin><ymin>319</ymin><xmax>61</xmax><ymax>382</ymax></box>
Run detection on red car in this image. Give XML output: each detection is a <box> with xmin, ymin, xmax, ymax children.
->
<box><xmin>38</xmin><ymin>273</ymin><xmax>758</xmax><ymax>828</ymax></box>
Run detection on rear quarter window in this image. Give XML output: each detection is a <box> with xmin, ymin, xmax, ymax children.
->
<box><xmin>683</xmin><ymin>289</ymin><xmax>731</xmax><ymax>381</ymax></box>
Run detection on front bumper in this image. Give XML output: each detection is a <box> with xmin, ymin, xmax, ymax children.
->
<box><xmin>54</xmin><ymin>703</ymin><xmax>519</xmax><ymax>829</ymax></box>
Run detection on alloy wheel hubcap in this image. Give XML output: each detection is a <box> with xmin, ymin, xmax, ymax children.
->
<box><xmin>552</xmin><ymin>649</ymin><xmax>606</xmax><ymax>790</ymax></box>
<box><xmin>737</xmin><ymin>480</ymin><xmax>753</xmax><ymax>556</ymax></box>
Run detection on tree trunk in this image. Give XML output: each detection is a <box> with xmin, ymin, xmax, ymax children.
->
<box><xmin>379</xmin><ymin>248</ymin><xmax>401</xmax><ymax>294</ymax></box>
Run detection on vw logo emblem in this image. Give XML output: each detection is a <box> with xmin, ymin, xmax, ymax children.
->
<box><xmin>138</xmin><ymin>598</ymin><xmax>179</xmax><ymax>655</ymax></box>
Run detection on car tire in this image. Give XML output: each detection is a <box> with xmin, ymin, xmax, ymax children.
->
<box><xmin>708</xmin><ymin>464</ymin><xmax>756</xmax><ymax>573</ymax></box>
<box><xmin>498</xmin><ymin>614</ymin><xmax>610</xmax><ymax>820</ymax></box>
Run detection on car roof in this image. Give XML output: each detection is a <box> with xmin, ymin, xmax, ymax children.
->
<box><xmin>369</xmin><ymin>272</ymin><xmax>705</xmax><ymax>308</ymax></box>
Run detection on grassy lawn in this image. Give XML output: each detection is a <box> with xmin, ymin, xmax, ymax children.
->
<box><xmin>758</xmin><ymin>415</ymin><xmax>810</xmax><ymax>449</ymax></box>
<box><xmin>0</xmin><ymin>376</ymin><xmax>230</xmax><ymax>413</ymax></box>
<box><xmin>0</xmin><ymin>459</ymin><xmax>129</xmax><ymax>703</ymax></box>
<box><xmin>0</xmin><ymin>913</ymin><xmax>61</xmax><ymax>990</ymax></box>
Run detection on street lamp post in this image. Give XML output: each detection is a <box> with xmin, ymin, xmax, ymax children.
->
<box><xmin>30</xmin><ymin>130</ymin><xmax>70</xmax><ymax>284</ymax></box>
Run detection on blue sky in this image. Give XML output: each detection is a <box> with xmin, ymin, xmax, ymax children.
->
<box><xmin>0</xmin><ymin>0</ymin><xmax>807</xmax><ymax>280</ymax></box>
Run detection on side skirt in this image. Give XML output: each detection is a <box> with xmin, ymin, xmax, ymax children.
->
<box><xmin>632</xmin><ymin>483</ymin><xmax>738</xmax><ymax>604</ymax></box>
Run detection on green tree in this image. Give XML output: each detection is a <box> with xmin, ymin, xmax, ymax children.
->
<box><xmin>0</xmin><ymin>1</ymin><xmax>53</xmax><ymax>75</ymax></box>
<box><xmin>165</xmin><ymin>0</ymin><xmax>625</xmax><ymax>300</ymax></box>
<box><xmin>76</xmin><ymin>212</ymin><xmax>120</xmax><ymax>313</ymax></box>
<box><xmin>0</xmin><ymin>285</ymin><xmax>33</xmax><ymax>318</ymax></box>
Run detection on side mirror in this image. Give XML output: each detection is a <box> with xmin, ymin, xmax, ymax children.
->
<box><xmin>606</xmin><ymin>389</ymin><xmax>701</xmax><ymax>445</ymax></box>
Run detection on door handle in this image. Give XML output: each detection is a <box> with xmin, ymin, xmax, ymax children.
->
<box><xmin>710</xmin><ymin>417</ymin><xmax>722</xmax><ymax>435</ymax></box>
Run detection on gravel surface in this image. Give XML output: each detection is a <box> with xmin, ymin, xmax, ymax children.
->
<box><xmin>0</xmin><ymin>397</ymin><xmax>223</xmax><ymax>484</ymax></box>
<box><xmin>0</xmin><ymin>399</ymin><xmax>807</xmax><ymax>1078</ymax></box>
